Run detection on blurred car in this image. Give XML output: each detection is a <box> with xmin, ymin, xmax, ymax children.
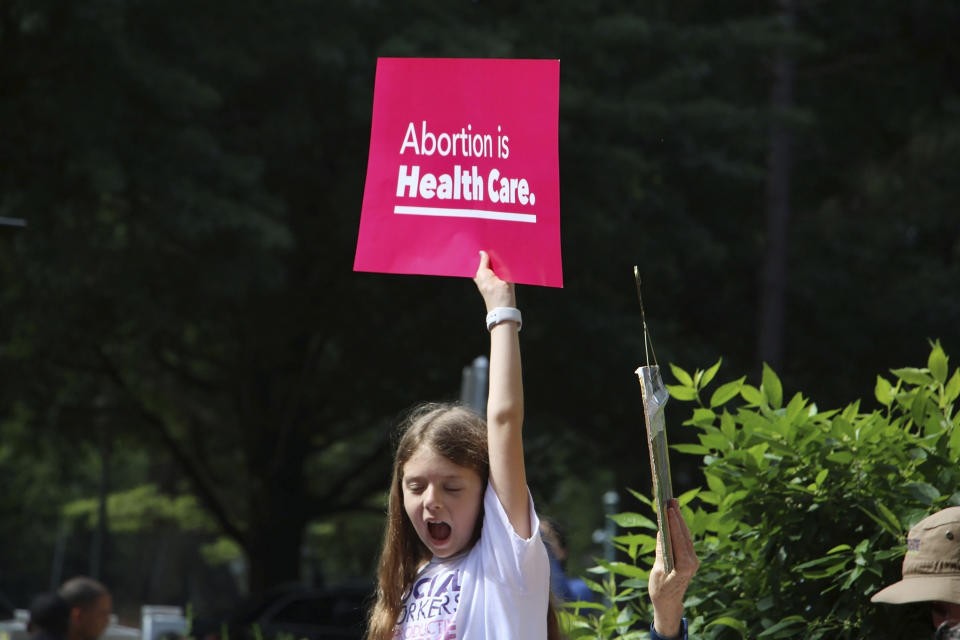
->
<box><xmin>224</xmin><ymin>583</ymin><xmax>372</xmax><ymax>640</ymax></box>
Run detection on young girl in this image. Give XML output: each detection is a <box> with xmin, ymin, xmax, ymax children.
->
<box><xmin>366</xmin><ymin>251</ymin><xmax>558</xmax><ymax>640</ymax></box>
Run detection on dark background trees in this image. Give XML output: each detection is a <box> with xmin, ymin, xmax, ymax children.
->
<box><xmin>2</xmin><ymin>0</ymin><xmax>958</xmax><ymax>622</ymax></box>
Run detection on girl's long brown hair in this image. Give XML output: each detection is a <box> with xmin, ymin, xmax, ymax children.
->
<box><xmin>365</xmin><ymin>403</ymin><xmax>562</xmax><ymax>640</ymax></box>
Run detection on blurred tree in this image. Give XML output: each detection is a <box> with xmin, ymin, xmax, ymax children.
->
<box><xmin>0</xmin><ymin>0</ymin><xmax>395</xmax><ymax>591</ymax></box>
<box><xmin>758</xmin><ymin>0</ymin><xmax>797</xmax><ymax>372</ymax></box>
<box><xmin>787</xmin><ymin>0</ymin><xmax>960</xmax><ymax>406</ymax></box>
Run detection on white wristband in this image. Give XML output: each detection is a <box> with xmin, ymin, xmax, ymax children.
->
<box><xmin>486</xmin><ymin>307</ymin><xmax>522</xmax><ymax>332</ymax></box>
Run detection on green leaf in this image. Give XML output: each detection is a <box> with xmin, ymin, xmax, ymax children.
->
<box><xmin>740</xmin><ymin>384</ymin><xmax>765</xmax><ymax>406</ymax></box>
<box><xmin>670</xmin><ymin>363</ymin><xmax>694</xmax><ymax>386</ymax></box>
<box><xmin>666</xmin><ymin>384</ymin><xmax>698</xmax><ymax>401</ymax></box>
<box><xmin>689</xmin><ymin>407</ymin><xmax>717</xmax><ymax>427</ymax></box>
<box><xmin>874</xmin><ymin>375</ymin><xmax>893</xmax><ymax>407</ymax></box>
<box><xmin>928</xmin><ymin>341</ymin><xmax>948</xmax><ymax>384</ymax></box>
<box><xmin>826</xmin><ymin>451</ymin><xmax>853</xmax><ymax>464</ymax></box>
<box><xmin>762</xmin><ymin>363</ymin><xmax>783</xmax><ymax>409</ymax></box>
<box><xmin>710</xmin><ymin>376</ymin><xmax>745</xmax><ymax>408</ymax></box>
<box><xmin>748</xmin><ymin>442</ymin><xmax>769</xmax><ymax>469</ymax></box>
<box><xmin>706</xmin><ymin>616</ymin><xmax>748</xmax><ymax>635</ymax></box>
<box><xmin>945</xmin><ymin>369</ymin><xmax>960</xmax><ymax>405</ymax></box>
<box><xmin>611</xmin><ymin>533</ymin><xmax>657</xmax><ymax>550</ymax></box>
<box><xmin>608</xmin><ymin>512</ymin><xmax>658</xmax><ymax>529</ymax></box>
<box><xmin>911</xmin><ymin>390</ymin><xmax>930</xmax><ymax>427</ymax></box>
<box><xmin>615</xmin><ymin>605</ymin><xmax>640</xmax><ymax>631</ymax></box>
<box><xmin>784</xmin><ymin>392</ymin><xmax>806</xmax><ymax>425</ymax></box>
<box><xmin>562</xmin><ymin>600</ymin><xmax>606</xmax><ymax>613</ymax></box>
<box><xmin>876</xmin><ymin>501</ymin><xmax>902</xmax><ymax>533</ymax></box>
<box><xmin>671</xmin><ymin>443</ymin><xmax>711</xmax><ymax>455</ymax></box>
<box><xmin>700</xmin><ymin>432</ymin><xmax>730</xmax><ymax>451</ymax></box>
<box><xmin>857</xmin><ymin>505</ymin><xmax>899</xmax><ymax>537</ymax></box>
<box><xmin>841</xmin><ymin>565</ymin><xmax>864</xmax><ymax>590</ymax></box>
<box><xmin>697</xmin><ymin>490</ymin><xmax>720</xmax><ymax>506</ymax></box>
<box><xmin>721</xmin><ymin>489</ymin><xmax>749</xmax><ymax>509</ymax></box>
<box><xmin>799</xmin><ymin>562</ymin><xmax>849</xmax><ymax>580</ymax></box>
<box><xmin>891</xmin><ymin>367</ymin><xmax>934</xmax><ymax>386</ymax></box>
<box><xmin>903</xmin><ymin>482</ymin><xmax>940</xmax><ymax>505</ymax></box>
<box><xmin>677</xmin><ymin>487</ymin><xmax>701</xmax><ymax>506</ymax></box>
<box><xmin>814</xmin><ymin>468</ymin><xmax>828</xmax><ymax>487</ymax></box>
<box><xmin>826</xmin><ymin>544</ymin><xmax>852</xmax><ymax>554</ymax></box>
<box><xmin>627</xmin><ymin>488</ymin><xmax>653</xmax><ymax>507</ymax></box>
<box><xmin>720</xmin><ymin>410</ymin><xmax>737</xmax><ymax>442</ymax></box>
<box><xmin>950</xmin><ymin>424</ymin><xmax>960</xmax><ymax>458</ymax></box>
<box><xmin>700</xmin><ymin>358</ymin><xmax>722</xmax><ymax>389</ymax></box>
<box><xmin>758</xmin><ymin>615</ymin><xmax>807</xmax><ymax>637</ymax></box>
<box><xmin>794</xmin><ymin>555</ymin><xmax>846</xmax><ymax>571</ymax></box>
<box><xmin>705</xmin><ymin>472</ymin><xmax>726</xmax><ymax>498</ymax></box>
<box><xmin>831</xmin><ymin>416</ymin><xmax>854</xmax><ymax>440</ymax></box>
<box><xmin>600</xmin><ymin>560</ymin><xmax>650</xmax><ymax>579</ymax></box>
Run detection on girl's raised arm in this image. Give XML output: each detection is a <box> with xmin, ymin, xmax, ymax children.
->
<box><xmin>473</xmin><ymin>250</ymin><xmax>530</xmax><ymax>538</ymax></box>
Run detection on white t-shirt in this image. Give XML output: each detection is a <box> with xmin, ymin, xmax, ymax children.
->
<box><xmin>393</xmin><ymin>483</ymin><xmax>550</xmax><ymax>640</ymax></box>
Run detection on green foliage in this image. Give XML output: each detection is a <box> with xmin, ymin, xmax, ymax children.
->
<box><xmin>199</xmin><ymin>536</ymin><xmax>244</xmax><ymax>567</ymax></box>
<box><xmin>63</xmin><ymin>483</ymin><xmax>215</xmax><ymax>532</ymax></box>
<box><xmin>561</xmin><ymin>487</ymin><xmax>659</xmax><ymax>639</ymax></box>
<box><xmin>565</xmin><ymin>342</ymin><xmax>959</xmax><ymax>639</ymax></box>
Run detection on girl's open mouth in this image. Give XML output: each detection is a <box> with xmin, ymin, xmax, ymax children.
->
<box><xmin>428</xmin><ymin>521</ymin><xmax>451</xmax><ymax>542</ymax></box>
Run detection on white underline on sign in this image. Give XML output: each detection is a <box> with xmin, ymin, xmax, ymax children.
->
<box><xmin>393</xmin><ymin>205</ymin><xmax>537</xmax><ymax>223</ymax></box>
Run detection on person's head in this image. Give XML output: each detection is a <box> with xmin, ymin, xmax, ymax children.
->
<box><xmin>27</xmin><ymin>592</ymin><xmax>69</xmax><ymax>638</ymax></box>
<box><xmin>367</xmin><ymin>403</ymin><xmax>488</xmax><ymax>640</ymax></box>
<box><xmin>933</xmin><ymin>605</ymin><xmax>960</xmax><ymax>634</ymax></box>
<box><xmin>540</xmin><ymin>516</ymin><xmax>568</xmax><ymax>563</ymax></box>
<box><xmin>392</xmin><ymin>403</ymin><xmax>488</xmax><ymax>562</ymax></box>
<box><xmin>871</xmin><ymin>506</ymin><xmax>960</xmax><ymax>630</ymax></box>
<box><xmin>58</xmin><ymin>577</ymin><xmax>112</xmax><ymax>640</ymax></box>
<box><xmin>936</xmin><ymin>620</ymin><xmax>960</xmax><ymax>639</ymax></box>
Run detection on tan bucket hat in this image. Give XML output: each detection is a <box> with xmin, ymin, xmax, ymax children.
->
<box><xmin>871</xmin><ymin>506</ymin><xmax>960</xmax><ymax>605</ymax></box>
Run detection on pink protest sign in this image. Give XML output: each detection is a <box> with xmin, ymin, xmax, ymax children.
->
<box><xmin>354</xmin><ymin>58</ymin><xmax>562</xmax><ymax>288</ymax></box>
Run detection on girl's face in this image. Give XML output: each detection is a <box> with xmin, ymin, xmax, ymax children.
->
<box><xmin>402</xmin><ymin>444</ymin><xmax>484</xmax><ymax>558</ymax></box>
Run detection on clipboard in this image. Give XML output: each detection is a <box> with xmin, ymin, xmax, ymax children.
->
<box><xmin>633</xmin><ymin>268</ymin><xmax>675</xmax><ymax>573</ymax></box>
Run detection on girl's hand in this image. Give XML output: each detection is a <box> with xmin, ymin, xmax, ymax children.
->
<box><xmin>474</xmin><ymin>251</ymin><xmax>516</xmax><ymax>312</ymax></box>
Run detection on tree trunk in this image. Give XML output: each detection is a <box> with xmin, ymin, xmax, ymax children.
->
<box><xmin>245</xmin><ymin>506</ymin><xmax>308</xmax><ymax>593</ymax></box>
<box><xmin>758</xmin><ymin>0</ymin><xmax>796</xmax><ymax>372</ymax></box>
<box><xmin>90</xmin><ymin>421</ymin><xmax>111</xmax><ymax>579</ymax></box>
<box><xmin>243</xmin><ymin>431</ymin><xmax>311</xmax><ymax>593</ymax></box>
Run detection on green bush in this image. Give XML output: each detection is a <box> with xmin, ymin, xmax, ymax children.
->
<box><xmin>564</xmin><ymin>341</ymin><xmax>960</xmax><ymax>639</ymax></box>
